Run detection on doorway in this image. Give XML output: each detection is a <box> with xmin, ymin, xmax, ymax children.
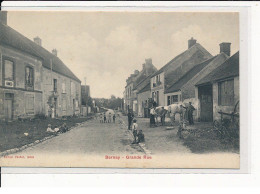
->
<box><xmin>4</xmin><ymin>93</ymin><xmax>14</xmax><ymax>121</ymax></box>
<box><xmin>54</xmin><ymin>97</ymin><xmax>58</xmax><ymax>117</ymax></box>
<box><xmin>198</xmin><ymin>85</ymin><xmax>213</xmax><ymax>122</ymax></box>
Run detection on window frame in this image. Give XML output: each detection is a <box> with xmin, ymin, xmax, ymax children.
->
<box><xmin>218</xmin><ymin>79</ymin><xmax>235</xmax><ymax>106</ymax></box>
<box><xmin>167</xmin><ymin>96</ymin><xmax>171</xmax><ymax>105</ymax></box>
<box><xmin>25</xmin><ymin>64</ymin><xmax>34</xmax><ymax>90</ymax></box>
<box><xmin>171</xmin><ymin>95</ymin><xmax>179</xmax><ymax>104</ymax></box>
<box><xmin>2</xmin><ymin>56</ymin><xmax>16</xmax><ymax>87</ymax></box>
<box><xmin>53</xmin><ymin>79</ymin><xmax>58</xmax><ymax>92</ymax></box>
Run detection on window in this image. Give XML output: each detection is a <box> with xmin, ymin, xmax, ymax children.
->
<box><xmin>171</xmin><ymin>95</ymin><xmax>178</xmax><ymax>103</ymax></box>
<box><xmin>53</xmin><ymin>79</ymin><xmax>57</xmax><ymax>92</ymax></box>
<box><xmin>25</xmin><ymin>66</ymin><xmax>34</xmax><ymax>88</ymax></box>
<box><xmin>25</xmin><ymin>94</ymin><xmax>34</xmax><ymax>114</ymax></box>
<box><xmin>62</xmin><ymin>83</ymin><xmax>66</xmax><ymax>93</ymax></box>
<box><xmin>218</xmin><ymin>79</ymin><xmax>234</xmax><ymax>106</ymax></box>
<box><xmin>4</xmin><ymin>60</ymin><xmax>14</xmax><ymax>81</ymax></box>
<box><xmin>167</xmin><ymin>96</ymin><xmax>171</xmax><ymax>105</ymax></box>
<box><xmin>4</xmin><ymin>60</ymin><xmax>14</xmax><ymax>87</ymax></box>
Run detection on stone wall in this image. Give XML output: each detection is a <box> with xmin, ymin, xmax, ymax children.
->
<box><xmin>0</xmin><ymin>45</ymin><xmax>43</xmax><ymax>120</ymax></box>
<box><xmin>42</xmin><ymin>68</ymin><xmax>81</xmax><ymax>117</ymax></box>
<box><xmin>137</xmin><ymin>90</ymin><xmax>150</xmax><ymax>117</ymax></box>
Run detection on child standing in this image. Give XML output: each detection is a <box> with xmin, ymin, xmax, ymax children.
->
<box><xmin>131</xmin><ymin>119</ymin><xmax>138</xmax><ymax>144</ymax></box>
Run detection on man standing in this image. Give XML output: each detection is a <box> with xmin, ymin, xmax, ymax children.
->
<box><xmin>187</xmin><ymin>102</ymin><xmax>195</xmax><ymax>125</ymax></box>
<box><xmin>161</xmin><ymin>107</ymin><xmax>167</xmax><ymax>126</ymax></box>
<box><xmin>150</xmin><ymin>107</ymin><xmax>156</xmax><ymax>127</ymax></box>
<box><xmin>128</xmin><ymin>110</ymin><xmax>133</xmax><ymax>130</ymax></box>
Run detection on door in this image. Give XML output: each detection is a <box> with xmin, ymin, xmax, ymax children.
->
<box><xmin>54</xmin><ymin>97</ymin><xmax>58</xmax><ymax>117</ymax></box>
<box><xmin>73</xmin><ymin>99</ymin><xmax>75</xmax><ymax>115</ymax></box>
<box><xmin>4</xmin><ymin>93</ymin><xmax>14</xmax><ymax>121</ymax></box>
<box><xmin>199</xmin><ymin>85</ymin><xmax>213</xmax><ymax>122</ymax></box>
<box><xmin>5</xmin><ymin>99</ymin><xmax>13</xmax><ymax>120</ymax></box>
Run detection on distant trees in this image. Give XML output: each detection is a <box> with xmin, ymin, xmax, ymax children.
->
<box><xmin>82</xmin><ymin>95</ymin><xmax>93</xmax><ymax>108</ymax></box>
<box><xmin>94</xmin><ymin>95</ymin><xmax>123</xmax><ymax>110</ymax></box>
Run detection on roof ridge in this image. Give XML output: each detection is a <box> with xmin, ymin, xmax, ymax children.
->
<box><xmin>151</xmin><ymin>43</ymin><xmax>212</xmax><ymax>78</ymax></box>
<box><xmin>165</xmin><ymin>56</ymin><xmax>217</xmax><ymax>93</ymax></box>
<box><xmin>0</xmin><ymin>23</ymin><xmax>81</xmax><ymax>82</ymax></box>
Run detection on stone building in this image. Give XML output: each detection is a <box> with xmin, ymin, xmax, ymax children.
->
<box><xmin>150</xmin><ymin>38</ymin><xmax>213</xmax><ymax>107</ymax></box>
<box><xmin>0</xmin><ymin>12</ymin><xmax>81</xmax><ymax>120</ymax></box>
<box><xmin>124</xmin><ymin>58</ymin><xmax>157</xmax><ymax>114</ymax></box>
<box><xmin>164</xmin><ymin>48</ymin><xmax>230</xmax><ymax>120</ymax></box>
<box><xmin>195</xmin><ymin>51</ymin><xmax>239</xmax><ymax>122</ymax></box>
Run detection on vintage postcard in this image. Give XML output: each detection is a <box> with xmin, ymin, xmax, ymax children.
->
<box><xmin>0</xmin><ymin>10</ymin><xmax>242</xmax><ymax>168</ymax></box>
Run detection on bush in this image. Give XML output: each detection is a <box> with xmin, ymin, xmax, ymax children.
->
<box><xmin>34</xmin><ymin>113</ymin><xmax>47</xmax><ymax>120</ymax></box>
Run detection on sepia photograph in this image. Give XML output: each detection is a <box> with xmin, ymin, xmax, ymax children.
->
<box><xmin>0</xmin><ymin>10</ymin><xmax>241</xmax><ymax>168</ymax></box>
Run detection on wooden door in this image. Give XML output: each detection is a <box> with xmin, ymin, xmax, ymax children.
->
<box><xmin>199</xmin><ymin>85</ymin><xmax>213</xmax><ymax>122</ymax></box>
<box><xmin>5</xmin><ymin>99</ymin><xmax>13</xmax><ymax>120</ymax></box>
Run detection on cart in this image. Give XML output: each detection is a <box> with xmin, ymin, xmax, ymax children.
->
<box><xmin>213</xmin><ymin>100</ymin><xmax>239</xmax><ymax>140</ymax></box>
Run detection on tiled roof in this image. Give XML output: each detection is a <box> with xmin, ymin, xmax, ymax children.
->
<box><xmin>165</xmin><ymin>56</ymin><xmax>217</xmax><ymax>93</ymax></box>
<box><xmin>151</xmin><ymin>43</ymin><xmax>212</xmax><ymax>78</ymax></box>
<box><xmin>133</xmin><ymin>74</ymin><xmax>152</xmax><ymax>90</ymax></box>
<box><xmin>137</xmin><ymin>82</ymin><xmax>150</xmax><ymax>94</ymax></box>
<box><xmin>196</xmin><ymin>51</ymin><xmax>239</xmax><ymax>86</ymax></box>
<box><xmin>0</xmin><ymin>22</ymin><xmax>81</xmax><ymax>82</ymax></box>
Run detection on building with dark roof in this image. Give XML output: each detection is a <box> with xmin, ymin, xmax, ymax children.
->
<box><xmin>150</xmin><ymin>38</ymin><xmax>213</xmax><ymax>107</ymax></box>
<box><xmin>195</xmin><ymin>51</ymin><xmax>239</xmax><ymax>121</ymax></box>
<box><xmin>0</xmin><ymin>12</ymin><xmax>81</xmax><ymax>120</ymax></box>
<box><xmin>163</xmin><ymin>53</ymin><xmax>229</xmax><ymax>121</ymax></box>
<box><xmin>124</xmin><ymin>58</ymin><xmax>157</xmax><ymax>114</ymax></box>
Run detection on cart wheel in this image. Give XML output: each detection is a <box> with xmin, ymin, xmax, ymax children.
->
<box><xmin>213</xmin><ymin>120</ymin><xmax>220</xmax><ymax>128</ymax></box>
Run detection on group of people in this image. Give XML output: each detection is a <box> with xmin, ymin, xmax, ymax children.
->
<box><xmin>127</xmin><ymin>111</ymin><xmax>145</xmax><ymax>144</ymax></box>
<box><xmin>149</xmin><ymin>102</ymin><xmax>196</xmax><ymax>127</ymax></box>
<box><xmin>183</xmin><ymin>102</ymin><xmax>195</xmax><ymax>125</ymax></box>
<box><xmin>98</xmin><ymin>112</ymin><xmax>116</xmax><ymax>123</ymax></box>
<box><xmin>46</xmin><ymin>123</ymin><xmax>69</xmax><ymax>134</ymax></box>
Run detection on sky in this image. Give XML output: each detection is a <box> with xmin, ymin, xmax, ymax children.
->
<box><xmin>8</xmin><ymin>11</ymin><xmax>239</xmax><ymax>98</ymax></box>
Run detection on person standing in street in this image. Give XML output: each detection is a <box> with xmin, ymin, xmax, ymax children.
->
<box><xmin>187</xmin><ymin>102</ymin><xmax>195</xmax><ymax>125</ymax></box>
<box><xmin>150</xmin><ymin>107</ymin><xmax>156</xmax><ymax>127</ymax></box>
<box><xmin>161</xmin><ymin>107</ymin><xmax>167</xmax><ymax>126</ymax></box>
<box><xmin>104</xmin><ymin>113</ymin><xmax>107</xmax><ymax>123</ymax></box>
<box><xmin>113</xmin><ymin>114</ymin><xmax>116</xmax><ymax>123</ymax></box>
<box><xmin>131</xmin><ymin>119</ymin><xmax>138</xmax><ymax>144</ymax></box>
<box><xmin>128</xmin><ymin>111</ymin><xmax>133</xmax><ymax>130</ymax></box>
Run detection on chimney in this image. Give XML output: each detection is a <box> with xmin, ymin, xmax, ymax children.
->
<box><xmin>0</xmin><ymin>11</ymin><xmax>7</xmax><ymax>25</ymax></box>
<box><xmin>52</xmin><ymin>49</ymin><xmax>57</xmax><ymax>56</ymax></box>
<box><xmin>33</xmin><ymin>36</ymin><xmax>42</xmax><ymax>46</ymax></box>
<box><xmin>188</xmin><ymin>37</ymin><xmax>197</xmax><ymax>49</ymax></box>
<box><xmin>219</xmin><ymin>42</ymin><xmax>231</xmax><ymax>56</ymax></box>
<box><xmin>145</xmin><ymin>58</ymin><xmax>152</xmax><ymax>65</ymax></box>
<box><xmin>144</xmin><ymin>58</ymin><xmax>153</xmax><ymax>76</ymax></box>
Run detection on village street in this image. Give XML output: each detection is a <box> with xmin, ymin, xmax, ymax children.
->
<box><xmin>16</xmin><ymin>117</ymin><xmax>144</xmax><ymax>156</ymax></box>
<box><xmin>13</xmin><ymin>114</ymin><xmax>191</xmax><ymax>156</ymax></box>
